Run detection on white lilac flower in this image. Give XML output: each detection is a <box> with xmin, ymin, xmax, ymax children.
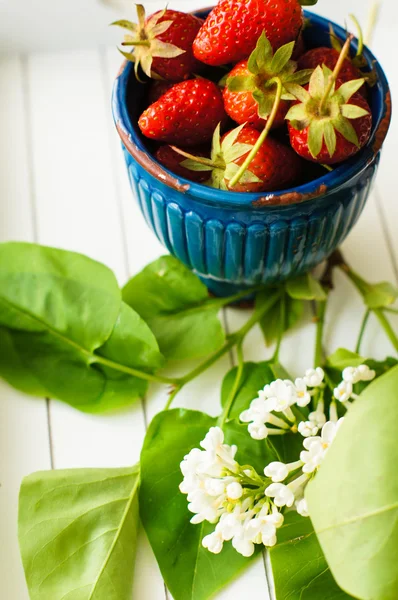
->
<box><xmin>300</xmin><ymin>419</ymin><xmax>344</xmax><ymax>474</ymax></box>
<box><xmin>295</xmin><ymin>497</ymin><xmax>309</xmax><ymax>517</ymax></box>
<box><xmin>264</xmin><ymin>460</ymin><xmax>302</xmax><ymax>483</ymax></box>
<box><xmin>259</xmin><ymin>379</ymin><xmax>297</xmax><ymax>412</ymax></box>
<box><xmin>200</xmin><ymin>426</ymin><xmax>238</xmax><ymax>471</ymax></box>
<box><xmin>294</xmin><ymin>378</ymin><xmax>312</xmax><ymax>407</ymax></box>
<box><xmin>265</xmin><ymin>483</ymin><xmax>295</xmax><ymax>507</ymax></box>
<box><xmin>240</xmin><ymin>397</ymin><xmax>290</xmax><ymax>440</ymax></box>
<box><xmin>334</xmin><ymin>380</ymin><xmax>353</xmax><ymax>403</ymax></box>
<box><xmin>303</xmin><ymin>367</ymin><xmax>325</xmax><ymax>387</ymax></box>
<box><xmin>298</xmin><ymin>420</ymin><xmax>320</xmax><ymax>437</ymax></box>
<box><xmin>202</xmin><ymin>530</ymin><xmax>224</xmax><ymax>554</ymax></box>
<box><xmin>227</xmin><ymin>482</ymin><xmax>243</xmax><ymax>500</ymax></box>
<box><xmin>308</xmin><ymin>408</ymin><xmax>327</xmax><ymax>428</ymax></box>
<box><xmin>343</xmin><ymin>364</ymin><xmax>376</xmax><ymax>384</ymax></box>
<box><xmin>246</xmin><ymin>505</ymin><xmax>284</xmax><ymax>547</ymax></box>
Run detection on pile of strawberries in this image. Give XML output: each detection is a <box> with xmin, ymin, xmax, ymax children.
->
<box><xmin>115</xmin><ymin>0</ymin><xmax>373</xmax><ymax>194</ymax></box>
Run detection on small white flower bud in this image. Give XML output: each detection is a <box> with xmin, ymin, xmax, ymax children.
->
<box><xmin>202</xmin><ymin>531</ymin><xmax>224</xmax><ymax>554</ymax></box>
<box><xmin>298</xmin><ymin>420</ymin><xmax>319</xmax><ymax>437</ymax></box>
<box><xmin>303</xmin><ymin>367</ymin><xmax>324</xmax><ymax>387</ymax></box>
<box><xmin>264</xmin><ymin>461</ymin><xmax>289</xmax><ymax>482</ymax></box>
<box><xmin>334</xmin><ymin>380</ymin><xmax>353</xmax><ymax>403</ymax></box>
<box><xmin>296</xmin><ymin>498</ymin><xmax>309</xmax><ymax>517</ymax></box>
<box><xmin>265</xmin><ymin>483</ymin><xmax>295</xmax><ymax>507</ymax></box>
<box><xmin>227</xmin><ymin>482</ymin><xmax>243</xmax><ymax>500</ymax></box>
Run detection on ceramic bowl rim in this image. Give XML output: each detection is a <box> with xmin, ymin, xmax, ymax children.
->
<box><xmin>112</xmin><ymin>9</ymin><xmax>391</xmax><ymax>209</ymax></box>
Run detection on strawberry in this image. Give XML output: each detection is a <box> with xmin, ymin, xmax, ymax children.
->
<box><xmin>173</xmin><ymin>124</ymin><xmax>302</xmax><ymax>192</ymax></box>
<box><xmin>113</xmin><ymin>5</ymin><xmax>203</xmax><ymax>82</ymax></box>
<box><xmin>298</xmin><ymin>47</ymin><xmax>366</xmax><ymax>96</ymax></box>
<box><xmin>193</xmin><ymin>0</ymin><xmax>304</xmax><ymax>66</ymax></box>
<box><xmin>147</xmin><ymin>81</ymin><xmax>174</xmax><ymax>105</ymax></box>
<box><xmin>286</xmin><ymin>63</ymin><xmax>372</xmax><ymax>164</ymax></box>
<box><xmin>138</xmin><ymin>79</ymin><xmax>227</xmax><ymax>147</ymax></box>
<box><xmin>155</xmin><ymin>145</ymin><xmax>210</xmax><ymax>183</ymax></box>
<box><xmin>223</xmin><ymin>33</ymin><xmax>312</xmax><ymax>130</ymax></box>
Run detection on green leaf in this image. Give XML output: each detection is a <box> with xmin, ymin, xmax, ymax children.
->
<box><xmin>19</xmin><ymin>466</ymin><xmax>140</xmax><ymax>600</ymax></box>
<box><xmin>333</xmin><ymin>116</ymin><xmax>359</xmax><ymax>147</ymax></box>
<box><xmin>211</xmin><ymin>122</ymin><xmax>222</xmax><ymax>159</ymax></box>
<box><xmin>324</xmin><ymin>121</ymin><xmax>337</xmax><ymax>157</ymax></box>
<box><xmin>221</xmin><ymin>361</ymin><xmax>275</xmax><ymax>420</ymax></box>
<box><xmin>284</xmin><ymin>83</ymin><xmax>310</xmax><ymax>103</ymax></box>
<box><xmin>270</xmin><ymin>42</ymin><xmax>295</xmax><ymax>74</ymax></box>
<box><xmin>308</xmin><ymin>119</ymin><xmax>325</xmax><ymax>158</ymax></box>
<box><xmin>309</xmin><ymin>66</ymin><xmax>325</xmax><ymax>99</ymax></box>
<box><xmin>306</xmin><ymin>366</ymin><xmax>398</xmax><ymax>600</ymax></box>
<box><xmin>123</xmin><ymin>256</ymin><xmax>225</xmax><ymax>360</ymax></box>
<box><xmin>285</xmin><ymin>103</ymin><xmax>308</xmax><ymax>122</ymax></box>
<box><xmin>140</xmin><ymin>409</ymin><xmax>261</xmax><ymax>600</ymax></box>
<box><xmin>329</xmin><ymin>24</ymin><xmax>343</xmax><ymax>52</ymax></box>
<box><xmin>364</xmin><ymin>282</ymin><xmax>398</xmax><ymax>309</ymax></box>
<box><xmin>253</xmin><ymin>90</ymin><xmax>275</xmax><ymax>119</ymax></box>
<box><xmin>111</xmin><ymin>19</ymin><xmax>139</xmax><ymax>33</ymax></box>
<box><xmin>248</xmin><ymin>31</ymin><xmax>273</xmax><ymax>74</ymax></box>
<box><xmin>221</xmin><ymin>123</ymin><xmax>246</xmax><ymax>152</ymax></box>
<box><xmin>269</xmin><ymin>512</ymin><xmax>353</xmax><ymax>600</ymax></box>
<box><xmin>224</xmin><ymin>142</ymin><xmax>253</xmax><ymax>164</ymax></box>
<box><xmin>337</xmin><ymin>79</ymin><xmax>365</xmax><ymax>102</ymax></box>
<box><xmin>257</xmin><ymin>290</ymin><xmax>305</xmax><ymax>346</ymax></box>
<box><xmin>0</xmin><ymin>242</ymin><xmax>162</xmax><ymax>412</ymax></box>
<box><xmin>299</xmin><ymin>0</ymin><xmax>318</xmax><ymax>4</ymax></box>
<box><xmin>341</xmin><ymin>103</ymin><xmax>369</xmax><ymax>119</ymax></box>
<box><xmin>326</xmin><ymin>348</ymin><xmax>366</xmax><ymax>370</ymax></box>
<box><xmin>285</xmin><ymin>68</ymin><xmax>314</xmax><ymax>85</ymax></box>
<box><xmin>286</xmin><ymin>273</ymin><xmax>327</xmax><ymax>301</ymax></box>
<box><xmin>182</xmin><ymin>159</ymin><xmax>213</xmax><ymax>172</ymax></box>
<box><xmin>226</xmin><ymin>75</ymin><xmax>256</xmax><ymax>93</ymax></box>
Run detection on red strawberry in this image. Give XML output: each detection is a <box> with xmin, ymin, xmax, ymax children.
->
<box><xmin>222</xmin><ymin>33</ymin><xmax>312</xmax><ymax>130</ymax></box>
<box><xmin>224</xmin><ymin>126</ymin><xmax>302</xmax><ymax>192</ymax></box>
<box><xmin>114</xmin><ymin>5</ymin><xmax>203</xmax><ymax>82</ymax></box>
<box><xmin>138</xmin><ymin>79</ymin><xmax>227</xmax><ymax>147</ymax></box>
<box><xmin>155</xmin><ymin>145</ymin><xmax>210</xmax><ymax>183</ymax></box>
<box><xmin>173</xmin><ymin>124</ymin><xmax>302</xmax><ymax>193</ymax></box>
<box><xmin>193</xmin><ymin>0</ymin><xmax>303</xmax><ymax>66</ymax></box>
<box><xmin>147</xmin><ymin>81</ymin><xmax>174</xmax><ymax>105</ymax></box>
<box><xmin>286</xmin><ymin>66</ymin><xmax>372</xmax><ymax>165</ymax></box>
<box><xmin>298</xmin><ymin>47</ymin><xmax>366</xmax><ymax>96</ymax></box>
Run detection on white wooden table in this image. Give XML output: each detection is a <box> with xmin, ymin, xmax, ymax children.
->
<box><xmin>0</xmin><ymin>1</ymin><xmax>397</xmax><ymax>598</ymax></box>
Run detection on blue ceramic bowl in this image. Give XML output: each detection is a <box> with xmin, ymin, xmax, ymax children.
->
<box><xmin>112</xmin><ymin>10</ymin><xmax>391</xmax><ymax>296</ymax></box>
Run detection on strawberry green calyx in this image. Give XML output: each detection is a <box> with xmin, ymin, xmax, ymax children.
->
<box><xmin>299</xmin><ymin>0</ymin><xmax>318</xmax><ymax>4</ymax></box>
<box><xmin>171</xmin><ymin>124</ymin><xmax>262</xmax><ymax>191</ymax></box>
<box><xmin>226</xmin><ymin>32</ymin><xmax>313</xmax><ymax>120</ymax></box>
<box><xmin>112</xmin><ymin>5</ymin><xmax>185</xmax><ymax>80</ymax></box>
<box><xmin>286</xmin><ymin>36</ymin><xmax>369</xmax><ymax>159</ymax></box>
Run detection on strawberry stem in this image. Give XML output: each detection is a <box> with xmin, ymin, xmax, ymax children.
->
<box><xmin>228</xmin><ymin>77</ymin><xmax>283</xmax><ymax>189</ymax></box>
<box><xmin>319</xmin><ymin>34</ymin><xmax>354</xmax><ymax>114</ymax></box>
<box><xmin>122</xmin><ymin>40</ymin><xmax>151</xmax><ymax>47</ymax></box>
<box><xmin>170</xmin><ymin>146</ymin><xmax>217</xmax><ymax>168</ymax></box>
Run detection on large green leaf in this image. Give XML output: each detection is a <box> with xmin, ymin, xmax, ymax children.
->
<box><xmin>326</xmin><ymin>348</ymin><xmax>365</xmax><ymax>370</ymax></box>
<box><xmin>286</xmin><ymin>273</ymin><xmax>327</xmax><ymax>302</ymax></box>
<box><xmin>18</xmin><ymin>466</ymin><xmax>140</xmax><ymax>600</ymax></box>
<box><xmin>140</xmin><ymin>409</ymin><xmax>264</xmax><ymax>600</ymax></box>
<box><xmin>221</xmin><ymin>361</ymin><xmax>275</xmax><ymax>419</ymax></box>
<box><xmin>269</xmin><ymin>512</ymin><xmax>352</xmax><ymax>599</ymax></box>
<box><xmin>306</xmin><ymin>366</ymin><xmax>398</xmax><ymax>600</ymax></box>
<box><xmin>122</xmin><ymin>256</ymin><xmax>225</xmax><ymax>360</ymax></box>
<box><xmin>256</xmin><ymin>290</ymin><xmax>304</xmax><ymax>346</ymax></box>
<box><xmin>0</xmin><ymin>242</ymin><xmax>163</xmax><ymax>412</ymax></box>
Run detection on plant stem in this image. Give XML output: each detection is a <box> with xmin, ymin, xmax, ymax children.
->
<box><xmin>208</xmin><ymin>285</ymin><xmax>273</xmax><ymax>309</ymax></box>
<box><xmin>384</xmin><ymin>307</ymin><xmax>398</xmax><ymax>315</ymax></box>
<box><xmin>167</xmin><ymin>290</ymin><xmax>282</xmax><ymax>408</ymax></box>
<box><xmin>163</xmin><ymin>384</ymin><xmax>183</xmax><ymax>411</ymax></box>
<box><xmin>374</xmin><ymin>309</ymin><xmax>398</xmax><ymax>352</ymax></box>
<box><xmin>94</xmin><ymin>355</ymin><xmax>178</xmax><ymax>385</ymax></box>
<box><xmin>272</xmin><ymin>292</ymin><xmax>286</xmax><ymax>362</ymax></box>
<box><xmin>229</xmin><ymin>77</ymin><xmax>283</xmax><ymax>188</ymax></box>
<box><xmin>218</xmin><ymin>342</ymin><xmax>245</xmax><ymax>428</ymax></box>
<box><xmin>319</xmin><ymin>35</ymin><xmax>354</xmax><ymax>114</ymax></box>
<box><xmin>314</xmin><ymin>299</ymin><xmax>328</xmax><ymax>367</ymax></box>
<box><xmin>355</xmin><ymin>309</ymin><xmax>371</xmax><ymax>353</ymax></box>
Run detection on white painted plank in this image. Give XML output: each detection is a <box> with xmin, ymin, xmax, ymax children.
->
<box><xmin>0</xmin><ymin>56</ymin><xmax>51</xmax><ymax>600</ymax></box>
<box><xmin>25</xmin><ymin>48</ymin><xmax>165</xmax><ymax>600</ymax></box>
